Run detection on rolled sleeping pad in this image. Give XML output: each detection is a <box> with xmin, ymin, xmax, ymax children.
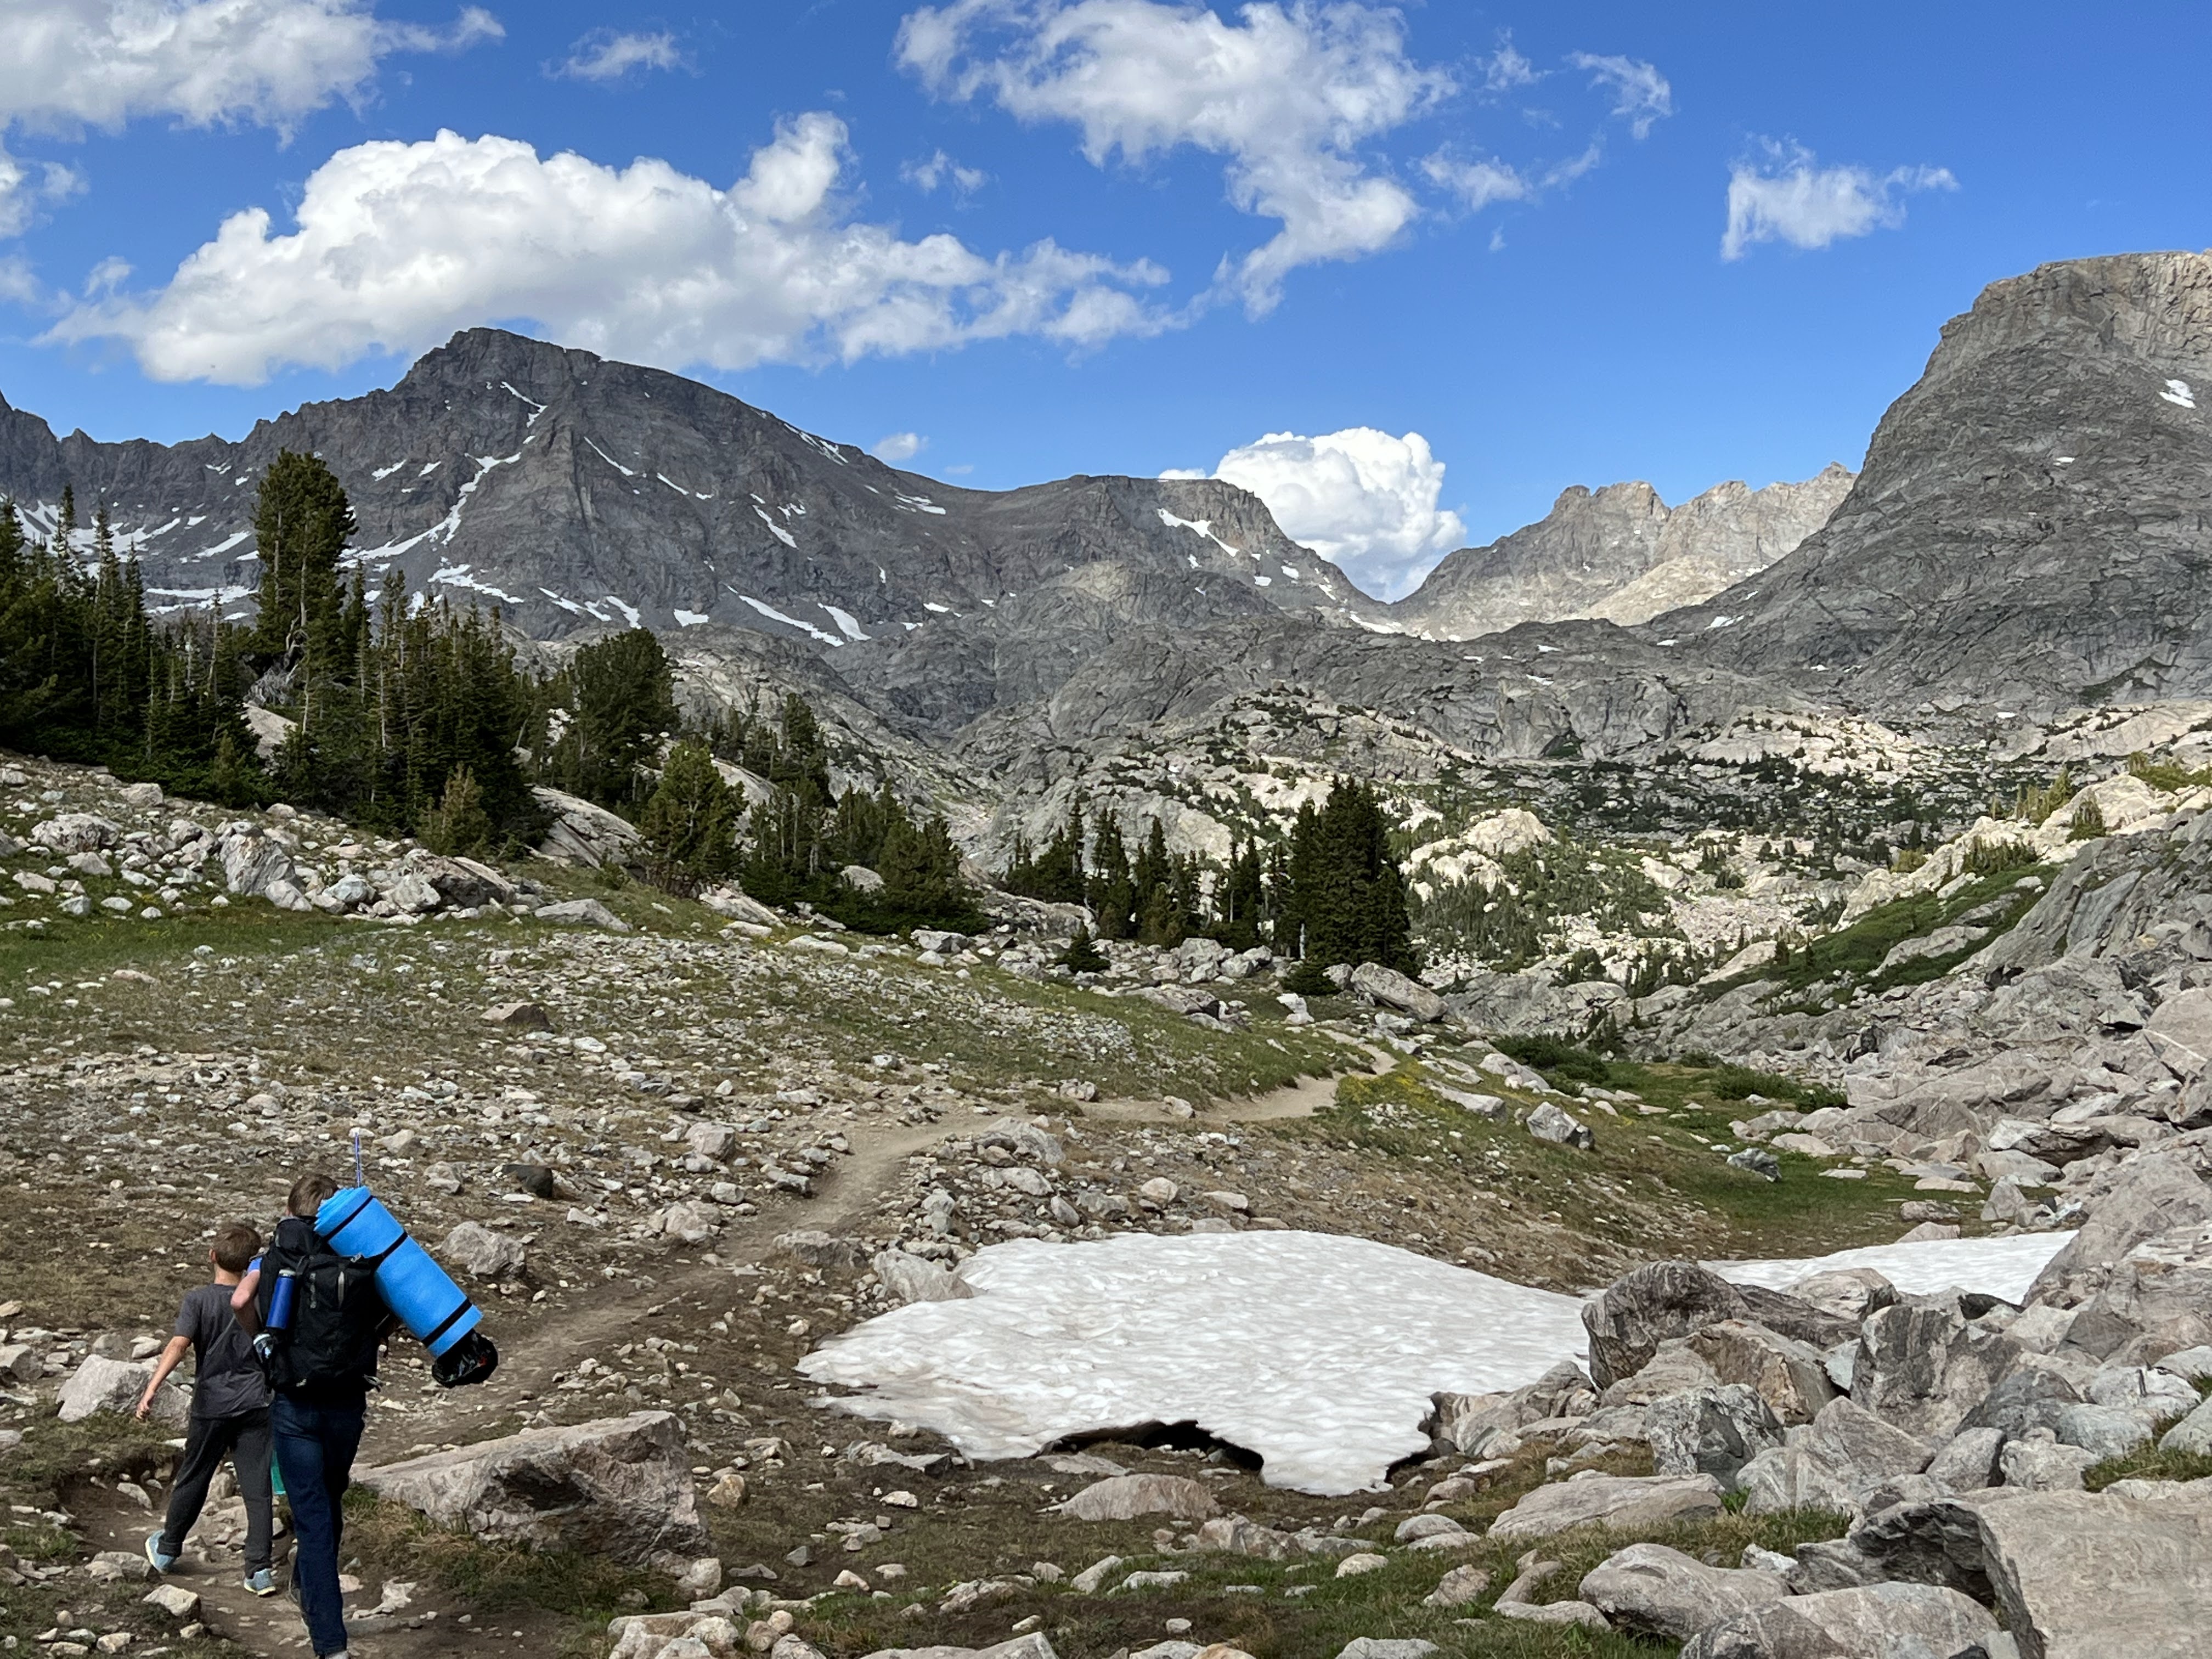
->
<box><xmin>314</xmin><ymin>1187</ymin><xmax>482</xmax><ymax>1358</ymax></box>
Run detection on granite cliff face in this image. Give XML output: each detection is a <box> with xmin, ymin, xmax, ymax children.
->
<box><xmin>1675</xmin><ymin>251</ymin><xmax>2212</xmax><ymax>713</ymax></box>
<box><xmin>0</xmin><ymin>328</ymin><xmax>1342</xmax><ymax>646</ymax></box>
<box><xmin>1387</xmin><ymin>467</ymin><xmax>1854</xmax><ymax>641</ymax></box>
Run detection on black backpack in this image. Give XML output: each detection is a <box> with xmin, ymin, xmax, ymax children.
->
<box><xmin>256</xmin><ymin>1215</ymin><xmax>387</xmax><ymax>1395</ymax></box>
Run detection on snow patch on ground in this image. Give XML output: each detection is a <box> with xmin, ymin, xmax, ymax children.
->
<box><xmin>1712</xmin><ymin>1231</ymin><xmax>2071</xmax><ymax>1306</ymax></box>
<box><xmin>820</xmin><ymin>603</ymin><xmax>870</xmax><ymax>641</ymax></box>
<box><xmin>372</xmin><ymin>461</ymin><xmax>408</xmax><ymax>481</ymax></box>
<box><xmin>2163</xmin><ymin>378</ymin><xmax>2197</xmax><ymax>409</ymax></box>
<box><xmin>735</xmin><ymin>592</ymin><xmax>842</xmax><ymax>647</ymax></box>
<box><xmin>753</xmin><ymin>506</ymin><xmax>798</xmax><ymax>549</ymax></box>
<box><xmin>673</xmin><ymin>609</ymin><xmax>710</xmax><ymax>627</ymax></box>
<box><xmin>500</xmin><ymin>381</ymin><xmax>548</xmax><ymax>424</ymax></box>
<box><xmin>1158</xmin><ymin>509</ymin><xmax>1238</xmax><ymax>556</ymax></box>
<box><xmin>802</xmin><ymin>1228</ymin><xmax>2074</xmax><ymax>1496</ymax></box>
<box><xmin>583</xmin><ymin>437</ymin><xmax>635</xmax><ymax>477</ymax></box>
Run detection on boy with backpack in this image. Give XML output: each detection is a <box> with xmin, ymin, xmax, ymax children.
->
<box><xmin>139</xmin><ymin>1219</ymin><xmax>278</xmax><ymax>1595</ymax></box>
<box><xmin>232</xmin><ymin>1172</ymin><xmax>393</xmax><ymax>1659</ymax></box>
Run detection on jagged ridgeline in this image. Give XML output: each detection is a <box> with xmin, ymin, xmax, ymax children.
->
<box><xmin>0</xmin><ymin>455</ymin><xmax>973</xmax><ymax>930</ymax></box>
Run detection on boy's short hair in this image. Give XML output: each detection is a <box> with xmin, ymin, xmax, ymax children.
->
<box><xmin>288</xmin><ymin>1172</ymin><xmax>340</xmax><ymax>1218</ymax></box>
<box><xmin>211</xmin><ymin>1220</ymin><xmax>262</xmax><ymax>1273</ymax></box>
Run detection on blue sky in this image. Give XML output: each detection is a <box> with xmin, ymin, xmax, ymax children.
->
<box><xmin>2</xmin><ymin>1</ymin><xmax>2208</xmax><ymax>597</ymax></box>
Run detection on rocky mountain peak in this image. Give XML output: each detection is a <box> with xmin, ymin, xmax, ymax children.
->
<box><xmin>1678</xmin><ymin>250</ymin><xmax>2212</xmax><ymax>713</ymax></box>
<box><xmin>1387</xmin><ymin>465</ymin><xmax>1852</xmax><ymax>641</ymax></box>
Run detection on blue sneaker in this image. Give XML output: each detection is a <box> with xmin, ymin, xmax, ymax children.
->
<box><xmin>244</xmin><ymin>1568</ymin><xmax>278</xmax><ymax>1596</ymax></box>
<box><xmin>144</xmin><ymin>1532</ymin><xmax>178</xmax><ymax>1573</ymax></box>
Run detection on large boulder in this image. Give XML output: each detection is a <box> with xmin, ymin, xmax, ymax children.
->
<box><xmin>220</xmin><ymin>828</ymin><xmax>301</xmax><ymax>904</ymax></box>
<box><xmin>1486</xmin><ymin>1473</ymin><xmax>1726</xmax><ymax>1543</ymax></box>
<box><xmin>409</xmin><ymin>851</ymin><xmax>516</xmax><ymax>909</ymax></box>
<box><xmin>55</xmin><ymin>1356</ymin><xmax>186</xmax><ymax>1427</ymax></box>
<box><xmin>2058</xmin><ymin>1223</ymin><xmax>2212</xmax><ymax>1364</ymax></box>
<box><xmin>1578</xmin><ymin>1543</ymin><xmax>1787</xmax><ymax>1640</ymax></box>
<box><xmin>443</xmin><ymin>1221</ymin><xmax>527</xmax><ymax>1280</ymax></box>
<box><xmin>1679</xmin><ymin>1582</ymin><xmax>2000</xmax><ymax>1659</ymax></box>
<box><xmin>357</xmin><ymin>1411</ymin><xmax>708</xmax><ymax>1565</ymax></box>
<box><xmin>1689</xmin><ymin>1320</ymin><xmax>1839</xmax><ymax>1424</ymax></box>
<box><xmin>30</xmin><ymin>813</ymin><xmax>121</xmax><ymax>853</ymax></box>
<box><xmin>1429</xmin><ymin>1361</ymin><xmax>1594</xmax><ymax>1455</ymax></box>
<box><xmin>1646</xmin><ymin>1384</ymin><xmax>1786</xmax><ymax>1486</ymax></box>
<box><xmin>1056</xmin><ymin>1474</ymin><xmax>1218</xmax><ymax>1522</ymax></box>
<box><xmin>872</xmin><ymin>1250</ymin><xmax>972</xmax><ymax>1306</ymax></box>
<box><xmin>1852</xmin><ymin>1294</ymin><xmax>2022</xmax><ymax>1441</ymax></box>
<box><xmin>1584</xmin><ymin>1262</ymin><xmax>1756</xmax><ymax>1391</ymax></box>
<box><xmin>1347</xmin><ymin>962</ymin><xmax>1446</xmax><ymax>1022</ymax></box>
<box><xmin>2025</xmin><ymin>1153</ymin><xmax>2212</xmax><ymax>1309</ymax></box>
<box><xmin>1838</xmin><ymin>1492</ymin><xmax>2005</xmax><ymax>1601</ymax></box>
<box><xmin>1975</xmin><ymin>1478</ymin><xmax>2212</xmax><ymax>1658</ymax></box>
<box><xmin>533</xmin><ymin>786</ymin><xmax>645</xmax><ymax>869</ymax></box>
<box><xmin>1583</xmin><ymin>1262</ymin><xmax>1852</xmax><ymax>1392</ymax></box>
<box><xmin>535</xmin><ymin>897</ymin><xmax>631</xmax><ymax>932</ymax></box>
<box><xmin>1739</xmin><ymin>1396</ymin><xmax>1932</xmax><ymax>1517</ymax></box>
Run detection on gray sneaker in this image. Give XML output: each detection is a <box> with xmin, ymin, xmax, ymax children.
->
<box><xmin>244</xmin><ymin>1567</ymin><xmax>278</xmax><ymax>1596</ymax></box>
<box><xmin>143</xmin><ymin>1532</ymin><xmax>178</xmax><ymax>1573</ymax></box>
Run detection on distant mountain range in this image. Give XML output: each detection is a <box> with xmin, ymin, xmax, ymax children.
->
<box><xmin>5</xmin><ymin>248</ymin><xmax>2208</xmax><ymax>763</ymax></box>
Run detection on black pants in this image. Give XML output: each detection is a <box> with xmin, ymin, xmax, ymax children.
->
<box><xmin>158</xmin><ymin>1407</ymin><xmax>274</xmax><ymax>1573</ymax></box>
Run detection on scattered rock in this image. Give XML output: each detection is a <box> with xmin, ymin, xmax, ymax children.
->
<box><xmin>1526</xmin><ymin>1102</ymin><xmax>1594</xmax><ymax>1150</ymax></box>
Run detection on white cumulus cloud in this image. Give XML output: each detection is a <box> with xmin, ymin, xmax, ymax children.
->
<box><xmin>555</xmin><ymin>29</ymin><xmax>682</xmax><ymax>82</ymax></box>
<box><xmin>1722</xmin><ymin>143</ymin><xmax>1956</xmax><ymax>261</ymax></box>
<box><xmin>1173</xmin><ymin>426</ymin><xmax>1465</xmax><ymax>599</ymax></box>
<box><xmin>872</xmin><ymin>431</ymin><xmax>927</xmax><ymax>461</ymax></box>
<box><xmin>46</xmin><ymin>115</ymin><xmax>1176</xmax><ymax>383</ymax></box>
<box><xmin>0</xmin><ymin>0</ymin><xmax>498</xmax><ymax>137</ymax></box>
<box><xmin>897</xmin><ymin>0</ymin><xmax>1451</xmax><ymax>314</ymax></box>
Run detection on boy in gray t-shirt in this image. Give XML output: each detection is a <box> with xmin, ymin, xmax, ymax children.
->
<box><xmin>139</xmin><ymin>1220</ymin><xmax>277</xmax><ymax>1594</ymax></box>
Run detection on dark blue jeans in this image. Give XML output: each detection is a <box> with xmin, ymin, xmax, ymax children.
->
<box><xmin>271</xmin><ymin>1393</ymin><xmax>365</xmax><ymax>1656</ymax></box>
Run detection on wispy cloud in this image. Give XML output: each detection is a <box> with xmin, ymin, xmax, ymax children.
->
<box><xmin>872</xmin><ymin>432</ymin><xmax>927</xmax><ymax>461</ymax></box>
<box><xmin>902</xmin><ymin>149</ymin><xmax>988</xmax><ymax>196</ymax></box>
<box><xmin>554</xmin><ymin>29</ymin><xmax>682</xmax><ymax>83</ymax></box>
<box><xmin>1567</xmin><ymin>52</ymin><xmax>1672</xmax><ymax>139</ymax></box>
<box><xmin>1722</xmin><ymin>142</ymin><xmax>1956</xmax><ymax>260</ymax></box>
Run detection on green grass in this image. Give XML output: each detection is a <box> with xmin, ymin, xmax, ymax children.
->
<box><xmin>342</xmin><ymin>1489</ymin><xmax>677</xmax><ymax>1621</ymax></box>
<box><xmin>786</xmin><ymin>1470</ymin><xmax>1851</xmax><ymax>1659</ymax></box>
<box><xmin>1701</xmin><ymin>866</ymin><xmax>2054</xmax><ymax>1004</ymax></box>
<box><xmin>1290</xmin><ymin>1054</ymin><xmax>1924</xmax><ymax>1272</ymax></box>
<box><xmin>2084</xmin><ymin>1379</ymin><xmax>2212</xmax><ymax>1491</ymax></box>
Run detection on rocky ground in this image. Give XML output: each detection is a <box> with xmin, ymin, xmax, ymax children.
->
<box><xmin>3</xmin><ymin>747</ymin><xmax>2210</xmax><ymax>1659</ymax></box>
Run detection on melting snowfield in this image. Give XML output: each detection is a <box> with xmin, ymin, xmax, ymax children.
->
<box><xmin>799</xmin><ymin>1228</ymin><xmax>2074</xmax><ymax>1495</ymax></box>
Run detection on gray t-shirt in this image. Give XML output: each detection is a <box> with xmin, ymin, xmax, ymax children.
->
<box><xmin>175</xmin><ymin>1281</ymin><xmax>269</xmax><ymax>1419</ymax></box>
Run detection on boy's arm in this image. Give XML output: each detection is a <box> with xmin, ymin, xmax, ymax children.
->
<box><xmin>230</xmin><ymin>1267</ymin><xmax>262</xmax><ymax>1338</ymax></box>
<box><xmin>135</xmin><ymin>1335</ymin><xmax>191</xmax><ymax>1420</ymax></box>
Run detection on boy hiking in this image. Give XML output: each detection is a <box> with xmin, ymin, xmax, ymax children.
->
<box><xmin>233</xmin><ymin>1173</ymin><xmax>393</xmax><ymax>1659</ymax></box>
<box><xmin>140</xmin><ymin>1220</ymin><xmax>278</xmax><ymax>1595</ymax></box>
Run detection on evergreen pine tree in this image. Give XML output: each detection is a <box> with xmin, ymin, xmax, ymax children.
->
<box><xmin>249</xmin><ymin>452</ymin><xmax>356</xmax><ymax>662</ymax></box>
<box><xmin>420</xmin><ymin>764</ymin><xmax>494</xmax><ymax>857</ymax></box>
<box><xmin>1059</xmin><ymin>922</ymin><xmax>1108</xmax><ymax>973</ymax></box>
<box><xmin>1088</xmin><ymin>813</ymin><xmax>1136</xmax><ymax>939</ymax></box>
<box><xmin>639</xmin><ymin>738</ymin><xmax>738</xmax><ymax>892</ymax></box>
